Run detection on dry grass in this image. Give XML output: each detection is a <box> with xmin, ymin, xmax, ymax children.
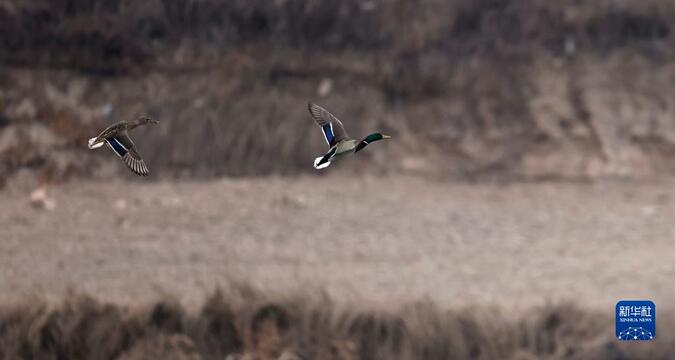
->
<box><xmin>1</xmin><ymin>0</ymin><xmax>673</xmax><ymax>74</ymax></box>
<box><xmin>2</xmin><ymin>1</ymin><xmax>675</xmax><ymax>183</ymax></box>
<box><xmin>0</xmin><ymin>289</ymin><xmax>673</xmax><ymax>359</ymax></box>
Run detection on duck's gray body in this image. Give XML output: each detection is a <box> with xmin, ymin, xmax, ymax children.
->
<box><xmin>335</xmin><ymin>139</ymin><xmax>359</xmax><ymax>154</ymax></box>
<box><xmin>314</xmin><ymin>139</ymin><xmax>358</xmax><ymax>169</ymax></box>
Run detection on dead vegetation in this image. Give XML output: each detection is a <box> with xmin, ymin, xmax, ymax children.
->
<box><xmin>2</xmin><ymin>0</ymin><xmax>673</xmax><ymax>71</ymax></box>
<box><xmin>0</xmin><ymin>289</ymin><xmax>672</xmax><ymax>360</ymax></box>
<box><xmin>2</xmin><ymin>1</ymin><xmax>675</xmax><ymax>184</ymax></box>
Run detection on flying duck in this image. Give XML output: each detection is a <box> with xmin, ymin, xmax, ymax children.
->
<box><xmin>308</xmin><ymin>103</ymin><xmax>390</xmax><ymax>169</ymax></box>
<box><xmin>87</xmin><ymin>116</ymin><xmax>159</xmax><ymax>176</ymax></box>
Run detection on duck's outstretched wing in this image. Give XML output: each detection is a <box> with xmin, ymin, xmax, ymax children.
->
<box><xmin>122</xmin><ymin>148</ymin><xmax>150</xmax><ymax>176</ymax></box>
<box><xmin>105</xmin><ymin>132</ymin><xmax>150</xmax><ymax>176</ymax></box>
<box><xmin>308</xmin><ymin>103</ymin><xmax>350</xmax><ymax>147</ymax></box>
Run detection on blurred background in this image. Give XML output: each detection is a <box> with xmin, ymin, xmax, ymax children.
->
<box><xmin>1</xmin><ymin>1</ymin><xmax>674</xmax><ymax>359</ymax></box>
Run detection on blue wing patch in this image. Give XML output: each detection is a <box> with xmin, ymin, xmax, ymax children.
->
<box><xmin>106</xmin><ymin>137</ymin><xmax>128</xmax><ymax>157</ymax></box>
<box><xmin>322</xmin><ymin>123</ymin><xmax>334</xmax><ymax>145</ymax></box>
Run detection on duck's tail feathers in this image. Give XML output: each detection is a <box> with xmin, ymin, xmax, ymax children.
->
<box><xmin>88</xmin><ymin>137</ymin><xmax>105</xmax><ymax>149</ymax></box>
<box><xmin>314</xmin><ymin>157</ymin><xmax>331</xmax><ymax>170</ymax></box>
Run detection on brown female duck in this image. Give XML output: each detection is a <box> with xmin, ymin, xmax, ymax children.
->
<box><xmin>88</xmin><ymin>116</ymin><xmax>159</xmax><ymax>176</ymax></box>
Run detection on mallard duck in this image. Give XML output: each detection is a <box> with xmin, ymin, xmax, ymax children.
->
<box><xmin>87</xmin><ymin>116</ymin><xmax>159</xmax><ymax>176</ymax></box>
<box><xmin>308</xmin><ymin>103</ymin><xmax>390</xmax><ymax>169</ymax></box>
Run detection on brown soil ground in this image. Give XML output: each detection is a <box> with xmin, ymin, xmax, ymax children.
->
<box><xmin>1</xmin><ymin>176</ymin><xmax>673</xmax><ymax>311</ymax></box>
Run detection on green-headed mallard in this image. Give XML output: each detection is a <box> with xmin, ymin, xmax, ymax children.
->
<box><xmin>308</xmin><ymin>103</ymin><xmax>390</xmax><ymax>169</ymax></box>
<box><xmin>87</xmin><ymin>116</ymin><xmax>159</xmax><ymax>176</ymax></box>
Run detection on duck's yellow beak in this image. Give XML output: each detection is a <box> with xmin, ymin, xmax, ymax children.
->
<box><xmin>382</xmin><ymin>135</ymin><xmax>391</xmax><ymax>139</ymax></box>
